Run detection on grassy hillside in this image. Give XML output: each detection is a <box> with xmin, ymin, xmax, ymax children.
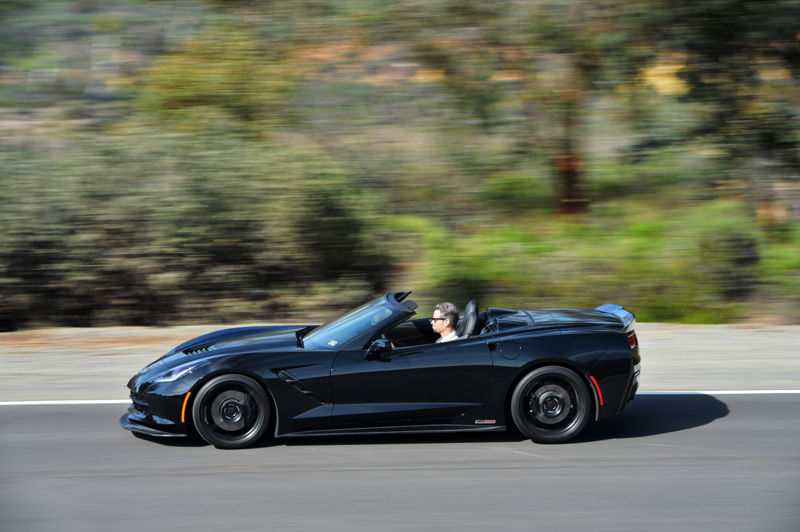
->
<box><xmin>1</xmin><ymin>0</ymin><xmax>799</xmax><ymax>329</ymax></box>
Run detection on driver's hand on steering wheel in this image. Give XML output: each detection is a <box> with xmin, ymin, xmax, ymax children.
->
<box><xmin>380</xmin><ymin>333</ymin><xmax>395</xmax><ymax>348</ymax></box>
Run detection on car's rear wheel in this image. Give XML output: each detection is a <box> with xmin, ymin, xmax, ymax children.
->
<box><xmin>192</xmin><ymin>374</ymin><xmax>271</xmax><ymax>449</ymax></box>
<box><xmin>511</xmin><ymin>366</ymin><xmax>590</xmax><ymax>444</ymax></box>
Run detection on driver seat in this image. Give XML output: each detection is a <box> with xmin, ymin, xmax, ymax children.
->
<box><xmin>457</xmin><ymin>300</ymin><xmax>478</xmax><ymax>339</ymax></box>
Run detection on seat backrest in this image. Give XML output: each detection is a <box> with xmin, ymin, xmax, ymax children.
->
<box><xmin>456</xmin><ymin>300</ymin><xmax>478</xmax><ymax>338</ymax></box>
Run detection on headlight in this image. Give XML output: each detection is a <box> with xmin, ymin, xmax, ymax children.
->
<box><xmin>154</xmin><ymin>360</ymin><xmax>212</xmax><ymax>382</ymax></box>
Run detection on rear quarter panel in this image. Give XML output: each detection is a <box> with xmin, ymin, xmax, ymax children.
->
<box><xmin>586</xmin><ymin>334</ymin><xmax>637</xmax><ymax>419</ymax></box>
<box><xmin>478</xmin><ymin>330</ymin><xmax>625</xmax><ymax>425</ymax></box>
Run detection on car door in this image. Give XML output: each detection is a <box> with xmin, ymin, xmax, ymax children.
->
<box><xmin>329</xmin><ymin>338</ymin><xmax>493</xmax><ymax>425</ymax></box>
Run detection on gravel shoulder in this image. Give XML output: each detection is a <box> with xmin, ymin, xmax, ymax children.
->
<box><xmin>1</xmin><ymin>323</ymin><xmax>798</xmax><ymax>401</ymax></box>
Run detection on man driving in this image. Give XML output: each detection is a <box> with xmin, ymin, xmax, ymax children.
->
<box><xmin>431</xmin><ymin>302</ymin><xmax>459</xmax><ymax>343</ymax></box>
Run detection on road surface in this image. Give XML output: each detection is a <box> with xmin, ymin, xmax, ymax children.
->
<box><xmin>1</xmin><ymin>323</ymin><xmax>798</xmax><ymax>531</ymax></box>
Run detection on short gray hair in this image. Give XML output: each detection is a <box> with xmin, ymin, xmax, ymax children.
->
<box><xmin>435</xmin><ymin>302</ymin><xmax>459</xmax><ymax>329</ymax></box>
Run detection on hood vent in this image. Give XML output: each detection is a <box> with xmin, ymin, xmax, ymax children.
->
<box><xmin>182</xmin><ymin>344</ymin><xmax>217</xmax><ymax>355</ymax></box>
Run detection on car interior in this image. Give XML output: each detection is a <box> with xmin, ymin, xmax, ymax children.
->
<box><xmin>376</xmin><ymin>300</ymin><xmax>488</xmax><ymax>349</ymax></box>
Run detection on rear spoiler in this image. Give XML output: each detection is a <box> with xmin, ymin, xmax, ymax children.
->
<box><xmin>594</xmin><ymin>303</ymin><xmax>636</xmax><ymax>333</ymax></box>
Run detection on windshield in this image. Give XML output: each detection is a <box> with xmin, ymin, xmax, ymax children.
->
<box><xmin>303</xmin><ymin>296</ymin><xmax>398</xmax><ymax>350</ymax></box>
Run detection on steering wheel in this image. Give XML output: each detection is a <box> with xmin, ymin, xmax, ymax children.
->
<box><xmin>381</xmin><ymin>333</ymin><xmax>402</xmax><ymax>348</ymax></box>
<box><xmin>480</xmin><ymin>319</ymin><xmax>498</xmax><ymax>335</ymax></box>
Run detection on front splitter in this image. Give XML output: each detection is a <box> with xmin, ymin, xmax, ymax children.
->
<box><xmin>119</xmin><ymin>414</ymin><xmax>186</xmax><ymax>438</ymax></box>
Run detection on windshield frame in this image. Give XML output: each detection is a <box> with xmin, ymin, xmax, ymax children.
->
<box><xmin>302</xmin><ymin>293</ymin><xmax>416</xmax><ymax>351</ymax></box>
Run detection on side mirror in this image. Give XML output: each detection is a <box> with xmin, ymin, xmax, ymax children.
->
<box><xmin>366</xmin><ymin>339</ymin><xmax>392</xmax><ymax>360</ymax></box>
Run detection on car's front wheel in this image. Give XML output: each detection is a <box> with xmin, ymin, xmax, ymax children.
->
<box><xmin>192</xmin><ymin>374</ymin><xmax>271</xmax><ymax>449</ymax></box>
<box><xmin>511</xmin><ymin>366</ymin><xmax>590</xmax><ymax>444</ymax></box>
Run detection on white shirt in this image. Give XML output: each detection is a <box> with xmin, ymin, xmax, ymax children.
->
<box><xmin>436</xmin><ymin>331</ymin><xmax>458</xmax><ymax>343</ymax></box>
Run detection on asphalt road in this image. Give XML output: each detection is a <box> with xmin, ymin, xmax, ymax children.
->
<box><xmin>1</xmin><ymin>394</ymin><xmax>798</xmax><ymax>532</ymax></box>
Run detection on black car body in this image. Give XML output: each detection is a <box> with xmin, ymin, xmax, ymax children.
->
<box><xmin>121</xmin><ymin>292</ymin><xmax>641</xmax><ymax>448</ymax></box>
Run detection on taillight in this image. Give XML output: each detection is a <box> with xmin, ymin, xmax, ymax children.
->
<box><xmin>627</xmin><ymin>331</ymin><xmax>637</xmax><ymax>349</ymax></box>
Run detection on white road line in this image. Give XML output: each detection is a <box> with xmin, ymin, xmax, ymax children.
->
<box><xmin>0</xmin><ymin>400</ymin><xmax>132</xmax><ymax>406</ymax></box>
<box><xmin>0</xmin><ymin>391</ymin><xmax>799</xmax><ymax>406</ymax></box>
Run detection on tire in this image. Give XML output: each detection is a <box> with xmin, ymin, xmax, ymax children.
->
<box><xmin>510</xmin><ymin>366</ymin><xmax>591</xmax><ymax>444</ymax></box>
<box><xmin>192</xmin><ymin>374</ymin><xmax>271</xmax><ymax>449</ymax></box>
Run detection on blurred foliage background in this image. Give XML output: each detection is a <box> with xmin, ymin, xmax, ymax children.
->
<box><xmin>1</xmin><ymin>0</ymin><xmax>799</xmax><ymax>330</ymax></box>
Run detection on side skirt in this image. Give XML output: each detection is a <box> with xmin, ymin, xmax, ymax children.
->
<box><xmin>276</xmin><ymin>424</ymin><xmax>507</xmax><ymax>438</ymax></box>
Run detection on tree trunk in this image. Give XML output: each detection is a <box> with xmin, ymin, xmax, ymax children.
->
<box><xmin>556</xmin><ymin>96</ymin><xmax>588</xmax><ymax>215</ymax></box>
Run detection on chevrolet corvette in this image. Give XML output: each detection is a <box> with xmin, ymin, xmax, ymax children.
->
<box><xmin>120</xmin><ymin>292</ymin><xmax>641</xmax><ymax>448</ymax></box>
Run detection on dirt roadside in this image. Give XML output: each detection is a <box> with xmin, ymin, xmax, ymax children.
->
<box><xmin>1</xmin><ymin>323</ymin><xmax>798</xmax><ymax>401</ymax></box>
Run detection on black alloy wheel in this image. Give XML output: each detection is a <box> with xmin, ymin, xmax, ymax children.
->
<box><xmin>510</xmin><ymin>366</ymin><xmax>590</xmax><ymax>444</ymax></box>
<box><xmin>192</xmin><ymin>374</ymin><xmax>271</xmax><ymax>449</ymax></box>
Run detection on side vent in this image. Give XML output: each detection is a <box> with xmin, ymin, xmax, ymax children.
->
<box><xmin>276</xmin><ymin>370</ymin><xmax>328</xmax><ymax>404</ymax></box>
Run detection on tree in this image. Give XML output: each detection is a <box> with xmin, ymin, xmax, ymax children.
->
<box><xmin>136</xmin><ymin>22</ymin><xmax>297</xmax><ymax>134</ymax></box>
<box><xmin>368</xmin><ymin>0</ymin><xmax>660</xmax><ymax>214</ymax></box>
<box><xmin>660</xmin><ymin>0</ymin><xmax>800</xmax><ymax>170</ymax></box>
<box><xmin>0</xmin><ymin>0</ymin><xmax>39</xmax><ymax>64</ymax></box>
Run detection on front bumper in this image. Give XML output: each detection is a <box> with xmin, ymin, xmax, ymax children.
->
<box><xmin>120</xmin><ymin>402</ymin><xmax>187</xmax><ymax>437</ymax></box>
<box><xmin>120</xmin><ymin>406</ymin><xmax>186</xmax><ymax>437</ymax></box>
<box><xmin>119</xmin><ymin>386</ymin><xmax>190</xmax><ymax>437</ymax></box>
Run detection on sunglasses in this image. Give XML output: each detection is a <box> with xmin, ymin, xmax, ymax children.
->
<box><xmin>429</xmin><ymin>317</ymin><xmax>448</xmax><ymax>323</ymax></box>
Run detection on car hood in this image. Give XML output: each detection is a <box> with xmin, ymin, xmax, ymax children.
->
<box><xmin>158</xmin><ymin>325</ymin><xmax>312</xmax><ymax>369</ymax></box>
<box><xmin>547</xmin><ymin>310</ymin><xmax>624</xmax><ymax>331</ymax></box>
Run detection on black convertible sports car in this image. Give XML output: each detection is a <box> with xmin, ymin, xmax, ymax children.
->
<box><xmin>121</xmin><ymin>292</ymin><xmax>641</xmax><ymax>448</ymax></box>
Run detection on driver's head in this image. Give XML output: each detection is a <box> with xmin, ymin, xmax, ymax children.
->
<box><xmin>432</xmin><ymin>302</ymin><xmax>459</xmax><ymax>335</ymax></box>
